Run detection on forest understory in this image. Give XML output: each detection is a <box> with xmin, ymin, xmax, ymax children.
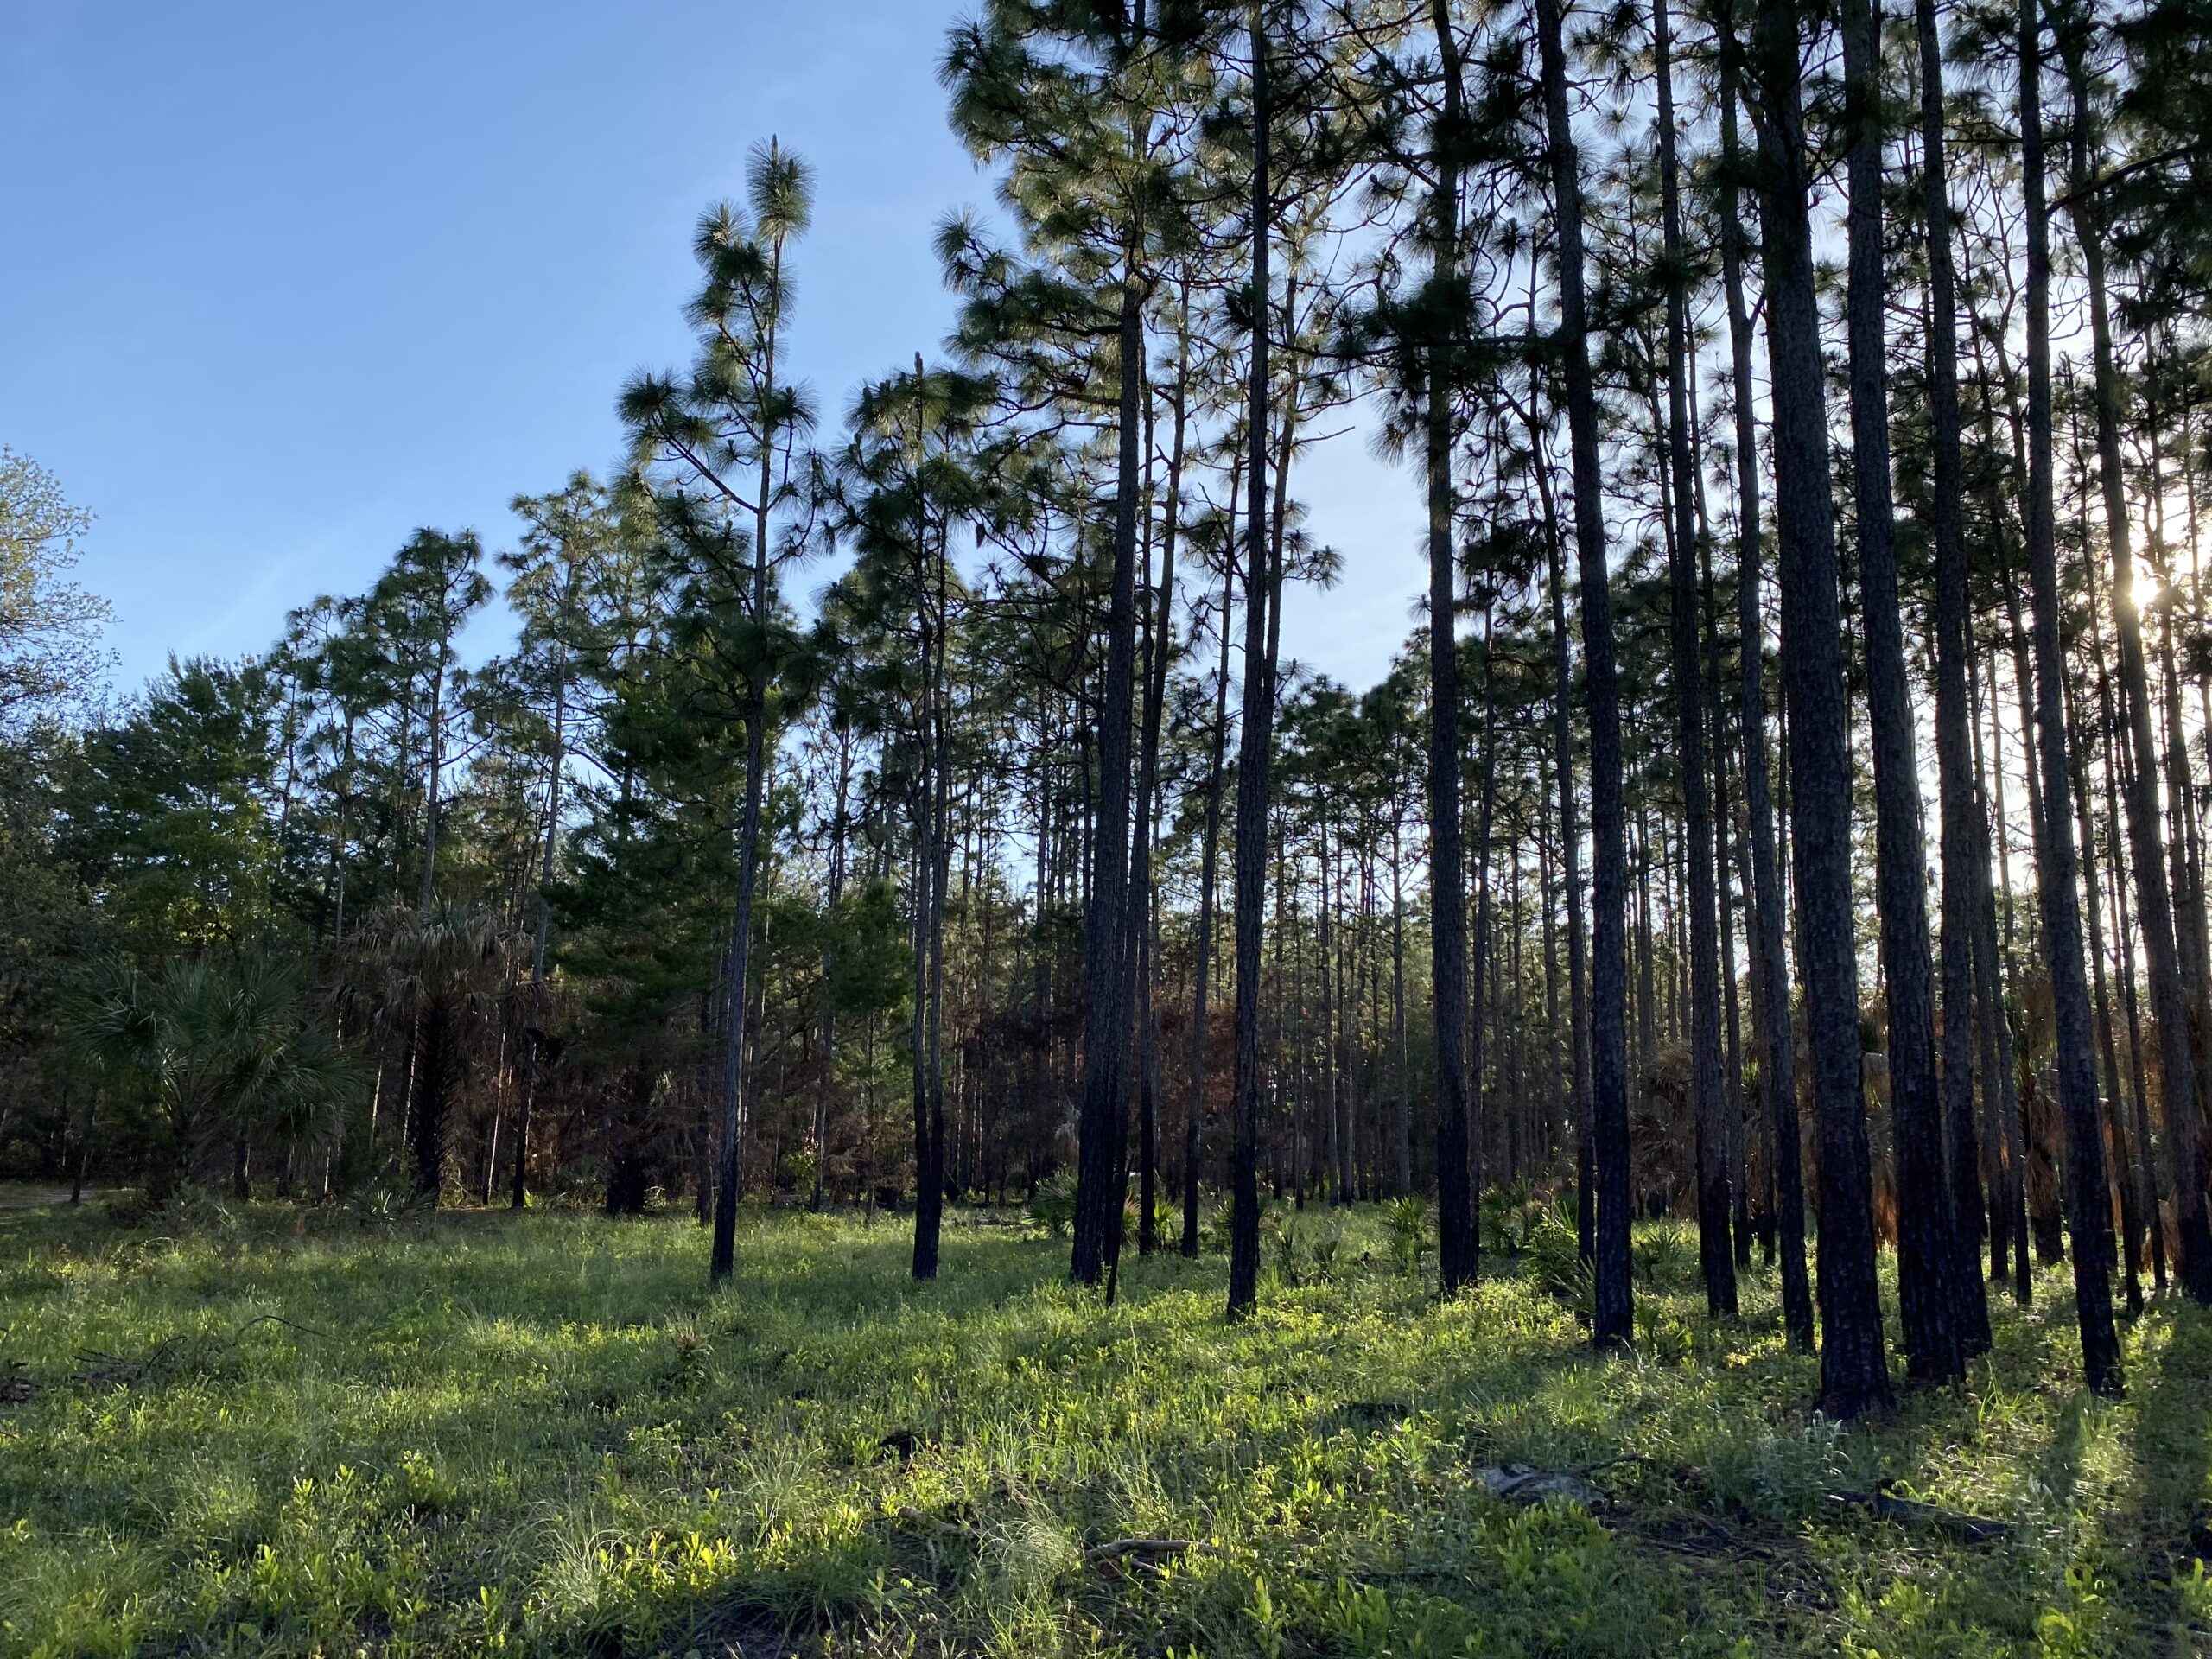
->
<box><xmin>0</xmin><ymin>1193</ymin><xmax>2204</xmax><ymax>1659</ymax></box>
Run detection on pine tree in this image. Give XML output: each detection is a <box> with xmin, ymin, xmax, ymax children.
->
<box><xmin>1228</xmin><ymin>0</ymin><xmax>1277</xmax><ymax>1317</ymax></box>
<box><xmin>620</xmin><ymin>140</ymin><xmax>819</xmax><ymax>1283</ymax></box>
<box><xmin>1914</xmin><ymin>0</ymin><xmax>1995</xmax><ymax>1363</ymax></box>
<box><xmin>1745</xmin><ymin>0</ymin><xmax>1891</xmax><ymax>1416</ymax></box>
<box><xmin>824</xmin><ymin>361</ymin><xmax>996</xmax><ymax>1280</ymax></box>
<box><xmin>1840</xmin><ymin>0</ymin><xmax>1965</xmax><ymax>1384</ymax></box>
<box><xmin>488</xmin><ymin>475</ymin><xmax>634</xmax><ymax>1209</ymax></box>
<box><xmin>1535</xmin><ymin>0</ymin><xmax>1633</xmax><ymax>1346</ymax></box>
<box><xmin>1652</xmin><ymin>0</ymin><xmax>1735</xmax><ymax>1319</ymax></box>
<box><xmin>1712</xmin><ymin>0</ymin><xmax>1812</xmax><ymax>1349</ymax></box>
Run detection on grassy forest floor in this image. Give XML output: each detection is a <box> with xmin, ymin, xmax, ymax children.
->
<box><xmin>0</xmin><ymin>1192</ymin><xmax>2208</xmax><ymax>1658</ymax></box>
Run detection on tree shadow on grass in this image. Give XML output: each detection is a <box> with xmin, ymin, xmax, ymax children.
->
<box><xmin>2120</xmin><ymin>1302</ymin><xmax>2212</xmax><ymax>1611</ymax></box>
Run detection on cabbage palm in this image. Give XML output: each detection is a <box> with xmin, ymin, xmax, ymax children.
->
<box><xmin>73</xmin><ymin>953</ymin><xmax>357</xmax><ymax>1205</ymax></box>
<box><xmin>350</xmin><ymin>903</ymin><xmax>508</xmax><ymax>1202</ymax></box>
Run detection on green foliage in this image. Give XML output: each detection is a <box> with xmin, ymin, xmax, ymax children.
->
<box><xmin>1631</xmin><ymin>1221</ymin><xmax>1700</xmax><ymax>1290</ymax></box>
<box><xmin>1149</xmin><ymin>1192</ymin><xmax>1179</xmax><ymax>1248</ymax></box>
<box><xmin>619</xmin><ymin>139</ymin><xmax>820</xmax><ymax>728</ymax></box>
<box><xmin>65</xmin><ymin>658</ymin><xmax>287</xmax><ymax>953</ymax></box>
<box><xmin>1269</xmin><ymin>1210</ymin><xmax>1301</xmax><ymax>1285</ymax></box>
<box><xmin>553</xmin><ymin>633</ymin><xmax>745</xmax><ymax>1039</ymax></box>
<box><xmin>0</xmin><ymin>731</ymin><xmax>98</xmax><ymax>1169</ymax></box>
<box><xmin>1200</xmin><ymin>1197</ymin><xmax>1238</xmax><ymax>1256</ymax></box>
<box><xmin>1306</xmin><ymin>1216</ymin><xmax>1345</xmax><ymax>1279</ymax></box>
<box><xmin>821</xmin><ymin>878</ymin><xmax>912</xmax><ymax>1020</ymax></box>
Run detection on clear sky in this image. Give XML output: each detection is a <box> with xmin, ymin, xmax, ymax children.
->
<box><xmin>3</xmin><ymin>2</ymin><xmax>1424</xmax><ymax>701</ymax></box>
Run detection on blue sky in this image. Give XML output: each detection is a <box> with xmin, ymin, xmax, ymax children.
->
<box><xmin>3</xmin><ymin>3</ymin><xmax>1422</xmax><ymax>700</ymax></box>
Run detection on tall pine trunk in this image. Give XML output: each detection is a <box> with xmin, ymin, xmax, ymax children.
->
<box><xmin>2069</xmin><ymin>672</ymin><xmax>2146</xmax><ymax>1313</ymax></box>
<box><xmin>2100</xmin><ymin>642</ymin><xmax>2168</xmax><ymax>1294</ymax></box>
<box><xmin>1972</xmin><ymin>659</ymin><xmax>2034</xmax><ymax>1301</ymax></box>
<box><xmin>1751</xmin><ymin>0</ymin><xmax>1891</xmax><ymax>1416</ymax></box>
<box><xmin>1184</xmin><ymin>534</ymin><xmax>1236</xmax><ymax>1256</ymax></box>
<box><xmin>1130</xmin><ymin>314</ymin><xmax>1186</xmax><ymax>1256</ymax></box>
<box><xmin>1071</xmin><ymin>251</ymin><xmax>1147</xmax><ymax>1286</ymax></box>
<box><xmin>1655</xmin><ymin>0</ymin><xmax>1735</xmax><ymax>1317</ymax></box>
<box><xmin>1842</xmin><ymin>0</ymin><xmax>1966</xmax><ymax>1383</ymax></box>
<box><xmin>1392</xmin><ymin>825</ymin><xmax>1413</xmax><ymax>1195</ymax></box>
<box><xmin>1915</xmin><ymin>0</ymin><xmax>1994</xmax><ymax>1357</ymax></box>
<box><xmin>912</xmin><ymin>512</ymin><xmax>954</xmax><ymax>1283</ymax></box>
<box><xmin>1531</xmin><ymin>431</ymin><xmax>1592</xmax><ymax>1265</ymax></box>
<box><xmin>1718</xmin><ymin>9</ymin><xmax>1812</xmax><ymax>1346</ymax></box>
<box><xmin>1226</xmin><ymin>3</ymin><xmax>1274</xmax><ymax>1316</ymax></box>
<box><xmin>1536</xmin><ymin>0</ymin><xmax>1632</xmax><ymax>1345</ymax></box>
<box><xmin>512</xmin><ymin>571</ymin><xmax>574</xmax><ymax>1212</ymax></box>
<box><xmin>2013</xmin><ymin>5</ymin><xmax>2123</xmax><ymax>1382</ymax></box>
<box><xmin>2051</xmin><ymin>12</ymin><xmax>2207</xmax><ymax>1307</ymax></box>
<box><xmin>1421</xmin><ymin>0</ymin><xmax>1478</xmax><ymax>1294</ymax></box>
<box><xmin>710</xmin><ymin>209</ymin><xmax>790</xmax><ymax>1284</ymax></box>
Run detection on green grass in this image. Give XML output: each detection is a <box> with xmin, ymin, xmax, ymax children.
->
<box><xmin>0</xmin><ymin>1194</ymin><xmax>2206</xmax><ymax>1657</ymax></box>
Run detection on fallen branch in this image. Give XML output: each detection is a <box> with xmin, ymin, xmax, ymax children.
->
<box><xmin>1086</xmin><ymin>1537</ymin><xmax>1211</xmax><ymax>1564</ymax></box>
<box><xmin>1478</xmin><ymin>1464</ymin><xmax>1609</xmax><ymax>1510</ymax></box>
<box><xmin>893</xmin><ymin>1508</ymin><xmax>1212</xmax><ymax>1570</ymax></box>
<box><xmin>1826</xmin><ymin>1489</ymin><xmax>2011</xmax><ymax>1544</ymax></box>
<box><xmin>895</xmin><ymin>1504</ymin><xmax>968</xmax><ymax>1540</ymax></box>
<box><xmin>232</xmin><ymin>1313</ymin><xmax>335</xmax><ymax>1342</ymax></box>
<box><xmin>71</xmin><ymin>1336</ymin><xmax>186</xmax><ymax>1390</ymax></box>
<box><xmin>1575</xmin><ymin>1452</ymin><xmax>1671</xmax><ymax>1479</ymax></box>
<box><xmin>70</xmin><ymin>1314</ymin><xmax>332</xmax><ymax>1393</ymax></box>
<box><xmin>1615</xmin><ymin>1506</ymin><xmax>1790</xmax><ymax>1566</ymax></box>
